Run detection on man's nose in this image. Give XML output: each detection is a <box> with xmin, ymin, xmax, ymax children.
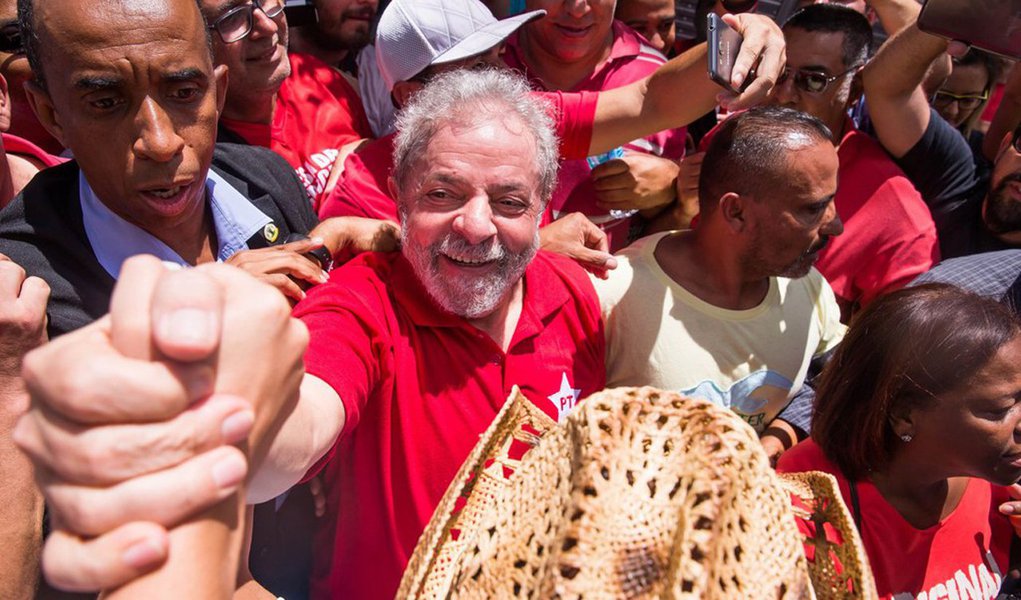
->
<box><xmin>250</xmin><ymin>2</ymin><xmax>281</xmax><ymax>39</ymax></box>
<box><xmin>821</xmin><ymin>202</ymin><xmax>844</xmax><ymax>237</ymax></box>
<box><xmin>451</xmin><ymin>195</ymin><xmax>498</xmax><ymax>245</ymax></box>
<box><xmin>563</xmin><ymin>0</ymin><xmax>591</xmax><ymax>19</ymax></box>
<box><xmin>133</xmin><ymin>98</ymin><xmax>185</xmax><ymax>162</ymax></box>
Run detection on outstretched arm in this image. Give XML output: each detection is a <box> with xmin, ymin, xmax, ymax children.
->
<box><xmin>588</xmin><ymin>13</ymin><xmax>786</xmax><ymax>156</ymax></box>
<box><xmin>863</xmin><ymin>22</ymin><xmax>951</xmax><ymax>158</ymax></box>
<box><xmin>0</xmin><ymin>255</ymin><xmax>49</xmax><ymax>600</ymax></box>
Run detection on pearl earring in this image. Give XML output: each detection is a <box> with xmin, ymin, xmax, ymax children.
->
<box><xmin>900</xmin><ymin>434</ymin><xmax>913</xmax><ymax>443</ymax></box>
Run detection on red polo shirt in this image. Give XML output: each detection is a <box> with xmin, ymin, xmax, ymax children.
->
<box><xmin>219</xmin><ymin>52</ymin><xmax>371</xmax><ymax>209</ymax></box>
<box><xmin>317</xmin><ymin>90</ymin><xmax>599</xmax><ymax>223</ymax></box>
<box><xmin>503</xmin><ymin>21</ymin><xmax>688</xmax><ymax>251</ymax></box>
<box><xmin>294</xmin><ymin>250</ymin><xmax>606</xmax><ymax>600</ymax></box>
<box><xmin>699</xmin><ymin>118</ymin><xmax>938</xmax><ymax>311</ymax></box>
<box><xmin>3</xmin><ymin>133</ymin><xmax>64</xmax><ymax>168</ymax></box>
<box><xmin>814</xmin><ymin>121</ymin><xmax>939</xmax><ymax>310</ymax></box>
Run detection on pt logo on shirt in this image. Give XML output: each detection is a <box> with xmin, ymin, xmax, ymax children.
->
<box><xmin>548</xmin><ymin>373</ymin><xmax>581</xmax><ymax>424</ymax></box>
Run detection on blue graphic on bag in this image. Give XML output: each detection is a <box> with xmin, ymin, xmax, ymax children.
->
<box><xmin>586</xmin><ymin>147</ymin><xmax>638</xmax><ymax>220</ymax></box>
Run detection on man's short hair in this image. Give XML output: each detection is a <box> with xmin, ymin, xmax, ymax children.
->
<box><xmin>17</xmin><ymin>0</ymin><xmax>213</xmax><ymax>92</ymax></box>
<box><xmin>783</xmin><ymin>3</ymin><xmax>873</xmax><ymax>67</ymax></box>
<box><xmin>698</xmin><ymin>106</ymin><xmax>832</xmax><ymax>211</ymax></box>
<box><xmin>391</xmin><ymin>68</ymin><xmax>560</xmax><ymax>208</ymax></box>
<box><xmin>14</xmin><ymin>0</ymin><xmax>42</xmax><ymax>88</ymax></box>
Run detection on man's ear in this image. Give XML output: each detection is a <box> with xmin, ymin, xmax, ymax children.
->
<box><xmin>213</xmin><ymin>63</ymin><xmax>229</xmax><ymax>116</ymax></box>
<box><xmin>23</xmin><ymin>80</ymin><xmax>66</xmax><ymax>147</ymax></box>
<box><xmin>0</xmin><ymin>73</ymin><xmax>11</xmax><ymax>131</ymax></box>
<box><xmin>719</xmin><ymin>191</ymin><xmax>749</xmax><ymax>233</ymax></box>
<box><xmin>995</xmin><ymin>129</ymin><xmax>1015</xmax><ymax>162</ymax></box>
<box><xmin>847</xmin><ymin>70</ymin><xmax>864</xmax><ymax>110</ymax></box>
<box><xmin>386</xmin><ymin>176</ymin><xmax>399</xmax><ymax>201</ymax></box>
<box><xmin>391</xmin><ymin>80</ymin><xmax>423</xmax><ymax>109</ymax></box>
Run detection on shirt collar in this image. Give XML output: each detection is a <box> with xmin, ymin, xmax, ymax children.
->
<box><xmin>79</xmin><ymin>168</ymin><xmax>272</xmax><ymax>279</ymax></box>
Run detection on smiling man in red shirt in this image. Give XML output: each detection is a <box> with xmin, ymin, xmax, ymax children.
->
<box><xmin>18</xmin><ymin>68</ymin><xmax>606</xmax><ymax>600</ymax></box>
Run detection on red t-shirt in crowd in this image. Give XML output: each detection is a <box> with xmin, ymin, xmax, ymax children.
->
<box><xmin>814</xmin><ymin>120</ymin><xmax>939</xmax><ymax>309</ymax></box>
<box><xmin>3</xmin><ymin>133</ymin><xmax>64</xmax><ymax>168</ymax></box>
<box><xmin>219</xmin><ymin>52</ymin><xmax>371</xmax><ymax>208</ymax></box>
<box><xmin>699</xmin><ymin>118</ymin><xmax>938</xmax><ymax>310</ymax></box>
<box><xmin>293</xmin><ymin>251</ymin><xmax>606</xmax><ymax>600</ymax></box>
<box><xmin>503</xmin><ymin>21</ymin><xmax>688</xmax><ymax>251</ymax></box>
<box><xmin>317</xmin><ymin>90</ymin><xmax>599</xmax><ymax>224</ymax></box>
<box><xmin>778</xmin><ymin>440</ymin><xmax>1012</xmax><ymax>599</ymax></box>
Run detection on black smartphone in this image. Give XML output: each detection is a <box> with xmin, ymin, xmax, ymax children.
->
<box><xmin>918</xmin><ymin>0</ymin><xmax>1021</xmax><ymax>60</ymax></box>
<box><xmin>707</xmin><ymin>13</ymin><xmax>744</xmax><ymax>94</ymax></box>
<box><xmin>284</xmin><ymin>0</ymin><xmax>319</xmax><ymax>28</ymax></box>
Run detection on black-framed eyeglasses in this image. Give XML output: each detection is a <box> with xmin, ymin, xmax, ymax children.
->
<box><xmin>777</xmin><ymin>63</ymin><xmax>864</xmax><ymax>94</ymax></box>
<box><xmin>207</xmin><ymin>0</ymin><xmax>285</xmax><ymax>44</ymax></box>
<box><xmin>932</xmin><ymin>89</ymin><xmax>989</xmax><ymax>112</ymax></box>
<box><xmin>1011</xmin><ymin>124</ymin><xmax>1021</xmax><ymax>154</ymax></box>
<box><xmin>0</xmin><ymin>23</ymin><xmax>23</xmax><ymax>54</ymax></box>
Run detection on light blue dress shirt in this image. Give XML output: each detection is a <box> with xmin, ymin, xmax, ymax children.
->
<box><xmin>80</xmin><ymin>169</ymin><xmax>273</xmax><ymax>279</ymax></box>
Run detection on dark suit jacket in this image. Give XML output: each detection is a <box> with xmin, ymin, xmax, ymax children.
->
<box><xmin>0</xmin><ymin>143</ymin><xmax>317</xmax><ymax>338</ymax></box>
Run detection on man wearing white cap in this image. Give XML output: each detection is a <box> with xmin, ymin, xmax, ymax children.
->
<box><xmin>320</xmin><ymin>0</ymin><xmax>787</xmax><ymax>266</ymax></box>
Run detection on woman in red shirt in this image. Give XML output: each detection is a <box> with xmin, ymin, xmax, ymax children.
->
<box><xmin>778</xmin><ymin>283</ymin><xmax>1021</xmax><ymax>599</ymax></box>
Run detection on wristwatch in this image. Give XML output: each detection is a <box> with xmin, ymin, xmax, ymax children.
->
<box><xmin>284</xmin><ymin>233</ymin><xmax>334</xmax><ymax>272</ymax></box>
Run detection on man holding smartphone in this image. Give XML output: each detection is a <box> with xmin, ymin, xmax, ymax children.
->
<box><xmin>863</xmin><ymin>8</ymin><xmax>1021</xmax><ymax>259</ymax></box>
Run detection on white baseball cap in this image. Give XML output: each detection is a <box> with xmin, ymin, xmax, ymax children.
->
<box><xmin>375</xmin><ymin>0</ymin><xmax>545</xmax><ymax>91</ymax></box>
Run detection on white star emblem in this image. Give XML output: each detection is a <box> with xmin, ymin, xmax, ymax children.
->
<box><xmin>547</xmin><ymin>373</ymin><xmax>581</xmax><ymax>423</ymax></box>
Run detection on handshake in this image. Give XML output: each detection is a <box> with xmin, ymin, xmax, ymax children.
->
<box><xmin>13</xmin><ymin>255</ymin><xmax>309</xmax><ymax>596</ymax></box>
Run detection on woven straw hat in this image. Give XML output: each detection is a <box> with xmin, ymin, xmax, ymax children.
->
<box><xmin>398</xmin><ymin>386</ymin><xmax>877</xmax><ymax>599</ymax></box>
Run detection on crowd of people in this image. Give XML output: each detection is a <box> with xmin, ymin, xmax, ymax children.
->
<box><xmin>1</xmin><ymin>0</ymin><xmax>1021</xmax><ymax>598</ymax></box>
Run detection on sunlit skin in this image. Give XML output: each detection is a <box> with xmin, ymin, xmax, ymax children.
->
<box><xmin>933</xmin><ymin>62</ymin><xmax>991</xmax><ymax>130</ymax></box>
<box><xmin>615</xmin><ymin>0</ymin><xmax>676</xmax><ymax>55</ymax></box>
<box><xmin>26</xmin><ymin>0</ymin><xmax>228</xmax><ymax>264</ymax></box>
<box><xmin>743</xmin><ymin>140</ymin><xmax>843</xmax><ymax>279</ymax></box>
<box><xmin>520</xmin><ymin>0</ymin><xmax>616</xmax><ymax>90</ymax></box>
<box><xmin>199</xmin><ymin>0</ymin><xmax>291</xmax><ymax>123</ymax></box>
<box><xmin>0</xmin><ymin>0</ymin><xmax>61</xmax><ymax>153</ymax></box>
<box><xmin>768</xmin><ymin>26</ymin><xmax>859</xmax><ymax>143</ymax></box>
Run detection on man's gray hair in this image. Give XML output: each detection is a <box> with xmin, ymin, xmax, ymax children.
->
<box><xmin>391</xmin><ymin>68</ymin><xmax>560</xmax><ymax>208</ymax></box>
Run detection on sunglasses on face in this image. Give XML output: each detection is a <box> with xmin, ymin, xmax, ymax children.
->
<box><xmin>932</xmin><ymin>89</ymin><xmax>989</xmax><ymax>112</ymax></box>
<box><xmin>0</xmin><ymin>24</ymin><xmax>23</xmax><ymax>54</ymax></box>
<box><xmin>777</xmin><ymin>63</ymin><xmax>863</xmax><ymax>94</ymax></box>
<box><xmin>208</xmin><ymin>0</ymin><xmax>285</xmax><ymax>44</ymax></box>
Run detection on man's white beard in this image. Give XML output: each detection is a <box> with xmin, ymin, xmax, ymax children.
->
<box><xmin>402</xmin><ymin>227</ymin><xmax>539</xmax><ymax>319</ymax></box>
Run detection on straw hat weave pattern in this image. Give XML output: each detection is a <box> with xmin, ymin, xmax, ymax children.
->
<box><xmin>400</xmin><ymin>386</ymin><xmax>873</xmax><ymax>599</ymax></box>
